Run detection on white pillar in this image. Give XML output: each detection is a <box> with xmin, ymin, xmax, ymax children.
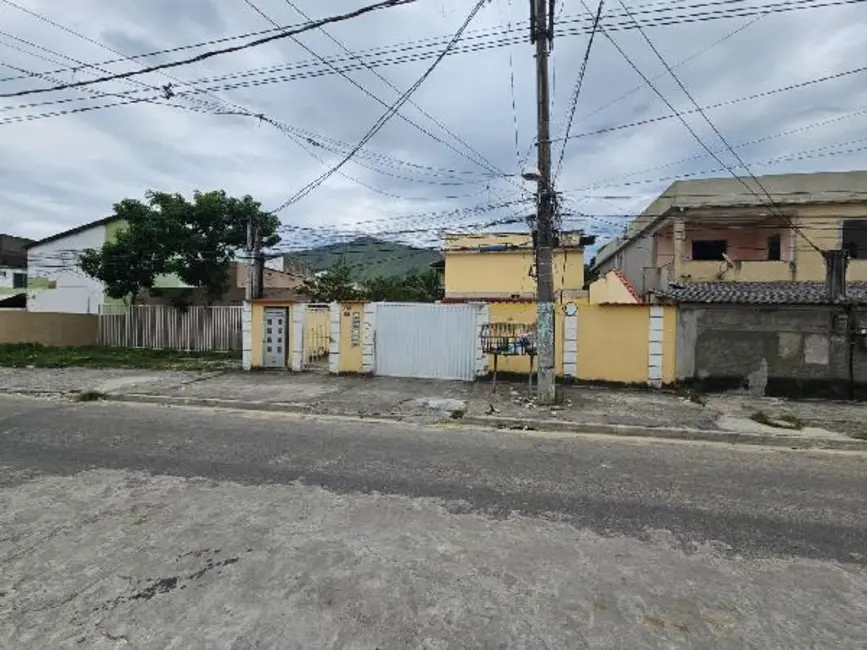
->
<box><xmin>647</xmin><ymin>305</ymin><xmax>664</xmax><ymax>388</ymax></box>
<box><xmin>290</xmin><ymin>304</ymin><xmax>306</xmax><ymax>371</ymax></box>
<box><xmin>329</xmin><ymin>303</ymin><xmax>341</xmax><ymax>374</ymax></box>
<box><xmin>474</xmin><ymin>303</ymin><xmax>490</xmax><ymax>377</ymax></box>
<box><xmin>362</xmin><ymin>302</ymin><xmax>377</xmax><ymax>374</ymax></box>
<box><xmin>563</xmin><ymin>308</ymin><xmax>578</xmax><ymax>379</ymax></box>
<box><xmin>241</xmin><ymin>301</ymin><xmax>253</xmax><ymax>371</ymax></box>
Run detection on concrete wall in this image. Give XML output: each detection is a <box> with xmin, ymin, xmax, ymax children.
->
<box><xmin>0</xmin><ymin>266</ymin><xmax>27</xmax><ymax>295</ymax></box>
<box><xmin>0</xmin><ymin>311</ymin><xmax>98</xmax><ymax>346</ymax></box>
<box><xmin>676</xmin><ymin>304</ymin><xmax>867</xmax><ymax>398</ymax></box>
<box><xmin>593</xmin><ymin>230</ymin><xmax>654</xmax><ymax>296</ymax></box>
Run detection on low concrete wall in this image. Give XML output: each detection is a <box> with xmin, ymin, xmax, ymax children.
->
<box><xmin>676</xmin><ymin>304</ymin><xmax>867</xmax><ymax>399</ymax></box>
<box><xmin>0</xmin><ymin>311</ymin><xmax>98</xmax><ymax>346</ymax></box>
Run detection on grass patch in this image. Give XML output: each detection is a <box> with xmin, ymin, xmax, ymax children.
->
<box><xmin>450</xmin><ymin>408</ymin><xmax>465</xmax><ymax>420</ymax></box>
<box><xmin>749</xmin><ymin>411</ymin><xmax>805</xmax><ymax>430</ymax></box>
<box><xmin>0</xmin><ymin>344</ymin><xmax>240</xmax><ymax>371</ymax></box>
<box><xmin>851</xmin><ymin>432</ymin><xmax>867</xmax><ymax>441</ymax></box>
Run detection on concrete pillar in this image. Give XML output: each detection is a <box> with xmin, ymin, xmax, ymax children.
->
<box><xmin>241</xmin><ymin>301</ymin><xmax>253</xmax><ymax>371</ymax></box>
<box><xmin>362</xmin><ymin>303</ymin><xmax>377</xmax><ymax>374</ymax></box>
<box><xmin>290</xmin><ymin>304</ymin><xmax>306</xmax><ymax>371</ymax></box>
<box><xmin>647</xmin><ymin>305</ymin><xmax>664</xmax><ymax>388</ymax></box>
<box><xmin>329</xmin><ymin>303</ymin><xmax>341</xmax><ymax>374</ymax></box>
<box><xmin>563</xmin><ymin>307</ymin><xmax>578</xmax><ymax>378</ymax></box>
<box><xmin>474</xmin><ymin>303</ymin><xmax>490</xmax><ymax>377</ymax></box>
<box><xmin>672</xmin><ymin>216</ymin><xmax>686</xmax><ymax>280</ymax></box>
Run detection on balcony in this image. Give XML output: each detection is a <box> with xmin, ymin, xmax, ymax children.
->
<box><xmin>680</xmin><ymin>260</ymin><xmax>793</xmax><ymax>282</ymax></box>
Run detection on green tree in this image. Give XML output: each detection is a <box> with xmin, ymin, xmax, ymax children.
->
<box><xmin>79</xmin><ymin>190</ymin><xmax>279</xmax><ymax>304</ymax></box>
<box><xmin>362</xmin><ymin>268</ymin><xmax>442</xmax><ymax>302</ymax></box>
<box><xmin>299</xmin><ymin>257</ymin><xmax>360</xmax><ymax>302</ymax></box>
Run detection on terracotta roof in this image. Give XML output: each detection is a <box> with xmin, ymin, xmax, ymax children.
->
<box><xmin>612</xmin><ymin>269</ymin><xmax>643</xmax><ymax>303</ymax></box>
<box><xmin>655</xmin><ymin>281</ymin><xmax>867</xmax><ymax>305</ymax></box>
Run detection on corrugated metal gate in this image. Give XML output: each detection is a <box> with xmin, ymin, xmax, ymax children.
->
<box><xmin>375</xmin><ymin>303</ymin><xmax>478</xmax><ymax>381</ymax></box>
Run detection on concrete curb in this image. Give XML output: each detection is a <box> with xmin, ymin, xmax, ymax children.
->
<box><xmin>5</xmin><ymin>389</ymin><xmax>867</xmax><ymax>452</ymax></box>
<box><xmin>460</xmin><ymin>415</ymin><xmax>867</xmax><ymax>452</ymax></box>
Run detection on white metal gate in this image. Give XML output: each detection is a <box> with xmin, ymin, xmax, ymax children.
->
<box><xmin>375</xmin><ymin>303</ymin><xmax>478</xmax><ymax>381</ymax></box>
<box><xmin>263</xmin><ymin>307</ymin><xmax>287</xmax><ymax>368</ymax></box>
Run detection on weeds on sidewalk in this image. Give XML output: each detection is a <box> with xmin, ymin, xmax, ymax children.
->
<box><xmin>0</xmin><ymin>344</ymin><xmax>239</xmax><ymax>371</ymax></box>
<box><xmin>749</xmin><ymin>411</ymin><xmax>805</xmax><ymax>430</ymax></box>
<box><xmin>74</xmin><ymin>390</ymin><xmax>106</xmax><ymax>402</ymax></box>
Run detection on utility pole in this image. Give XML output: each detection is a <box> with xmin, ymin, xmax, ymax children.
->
<box><xmin>245</xmin><ymin>216</ymin><xmax>262</xmax><ymax>301</ymax></box>
<box><xmin>531</xmin><ymin>0</ymin><xmax>557</xmax><ymax>404</ymax></box>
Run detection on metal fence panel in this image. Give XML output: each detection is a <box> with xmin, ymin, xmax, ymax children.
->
<box><xmin>98</xmin><ymin>305</ymin><xmax>242</xmax><ymax>352</ymax></box>
<box><xmin>375</xmin><ymin>303</ymin><xmax>478</xmax><ymax>381</ymax></box>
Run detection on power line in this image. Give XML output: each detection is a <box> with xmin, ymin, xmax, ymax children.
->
<box><xmin>613</xmin><ymin>0</ymin><xmax>822</xmax><ymax>251</ymax></box>
<box><xmin>270</xmin><ymin>0</ymin><xmax>491</xmax><ymax>214</ymax></box>
<box><xmin>278</xmin><ymin>0</ymin><xmax>514</xmax><ymax>182</ymax></box>
<box><xmin>1</xmin><ymin>0</ymin><xmax>849</xmax><ymax>86</ymax></box>
<box><xmin>553</xmin><ymin>0</ymin><xmax>604</xmax><ymax>182</ymax></box>
<box><xmin>0</xmin><ymin>0</ymin><xmax>418</xmax><ymax>99</ymax></box>
<box><xmin>239</xmin><ymin>0</ymin><xmax>516</xmax><ymax>185</ymax></box>
<box><xmin>3</xmin><ymin>0</ymin><xmax>855</xmax><ymax>108</ymax></box>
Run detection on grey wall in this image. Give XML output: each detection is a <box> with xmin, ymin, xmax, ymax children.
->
<box><xmin>594</xmin><ymin>232</ymin><xmax>654</xmax><ymax>296</ymax></box>
<box><xmin>676</xmin><ymin>304</ymin><xmax>867</xmax><ymax>398</ymax></box>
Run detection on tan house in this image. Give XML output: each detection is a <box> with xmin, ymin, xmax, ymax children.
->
<box><xmin>592</xmin><ymin>170</ymin><xmax>867</xmax><ymax>297</ymax></box>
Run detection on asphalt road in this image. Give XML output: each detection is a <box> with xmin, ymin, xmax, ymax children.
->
<box><xmin>1</xmin><ymin>395</ymin><xmax>866</xmax><ymax>648</ymax></box>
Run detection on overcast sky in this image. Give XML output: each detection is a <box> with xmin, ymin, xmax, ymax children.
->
<box><xmin>1</xmin><ymin>0</ymin><xmax>866</xmax><ymax>254</ymax></box>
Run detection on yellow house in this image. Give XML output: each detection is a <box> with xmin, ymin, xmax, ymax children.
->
<box><xmin>592</xmin><ymin>170</ymin><xmax>867</xmax><ymax>297</ymax></box>
<box><xmin>441</xmin><ymin>231</ymin><xmax>593</xmax><ymax>302</ymax></box>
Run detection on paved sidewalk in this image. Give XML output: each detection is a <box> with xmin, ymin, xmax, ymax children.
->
<box><xmin>1</xmin><ymin>367</ymin><xmax>865</xmax><ymax>450</ymax></box>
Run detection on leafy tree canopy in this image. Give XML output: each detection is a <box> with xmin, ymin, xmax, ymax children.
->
<box><xmin>79</xmin><ymin>190</ymin><xmax>279</xmax><ymax>303</ymax></box>
<box><xmin>298</xmin><ymin>260</ymin><xmax>442</xmax><ymax>303</ymax></box>
<box><xmin>299</xmin><ymin>257</ymin><xmax>361</xmax><ymax>303</ymax></box>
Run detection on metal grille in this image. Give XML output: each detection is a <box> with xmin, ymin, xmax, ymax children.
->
<box><xmin>375</xmin><ymin>303</ymin><xmax>478</xmax><ymax>381</ymax></box>
<box><xmin>98</xmin><ymin>305</ymin><xmax>242</xmax><ymax>351</ymax></box>
<box><xmin>304</xmin><ymin>304</ymin><xmax>331</xmax><ymax>369</ymax></box>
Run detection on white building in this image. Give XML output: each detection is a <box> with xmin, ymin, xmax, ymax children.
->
<box><xmin>26</xmin><ymin>216</ymin><xmax>121</xmax><ymax>314</ymax></box>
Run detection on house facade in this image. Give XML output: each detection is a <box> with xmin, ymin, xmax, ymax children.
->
<box><xmin>26</xmin><ymin>217</ymin><xmax>289</xmax><ymax>313</ymax></box>
<box><xmin>593</xmin><ymin>170</ymin><xmax>867</xmax><ymax>298</ymax></box>
<box><xmin>441</xmin><ymin>230</ymin><xmax>593</xmax><ymax>302</ymax></box>
<box><xmin>0</xmin><ymin>234</ymin><xmax>32</xmax><ymax>297</ymax></box>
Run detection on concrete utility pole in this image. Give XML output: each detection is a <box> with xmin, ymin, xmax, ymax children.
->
<box><xmin>531</xmin><ymin>0</ymin><xmax>557</xmax><ymax>404</ymax></box>
<box><xmin>245</xmin><ymin>216</ymin><xmax>262</xmax><ymax>301</ymax></box>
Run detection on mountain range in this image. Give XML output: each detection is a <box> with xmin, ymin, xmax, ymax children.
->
<box><xmin>283</xmin><ymin>237</ymin><xmax>442</xmax><ymax>281</ymax></box>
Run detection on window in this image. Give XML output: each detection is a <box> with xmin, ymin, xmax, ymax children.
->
<box><xmin>691</xmin><ymin>239</ymin><xmax>727</xmax><ymax>261</ymax></box>
<box><xmin>767</xmin><ymin>233</ymin><xmax>781</xmax><ymax>261</ymax></box>
<box><xmin>12</xmin><ymin>272</ymin><xmax>26</xmax><ymax>289</ymax></box>
<box><xmin>842</xmin><ymin>220</ymin><xmax>867</xmax><ymax>259</ymax></box>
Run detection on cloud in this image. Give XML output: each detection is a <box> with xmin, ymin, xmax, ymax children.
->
<box><xmin>1</xmin><ymin>0</ymin><xmax>866</xmax><ymax>254</ymax></box>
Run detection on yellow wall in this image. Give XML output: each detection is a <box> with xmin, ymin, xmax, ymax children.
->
<box><xmin>486</xmin><ymin>301</ymin><xmax>569</xmax><ymax>376</ymax></box>
<box><xmin>249</xmin><ymin>301</ymin><xmax>294</xmax><ymax>368</ymax></box>
<box><xmin>662</xmin><ymin>306</ymin><xmax>677</xmax><ymax>385</ymax></box>
<box><xmin>576</xmin><ymin>305</ymin><xmax>650</xmax><ymax>384</ymax></box>
<box><xmin>794</xmin><ymin>206</ymin><xmax>867</xmax><ymax>281</ymax></box>
<box><xmin>443</xmin><ymin>232</ymin><xmax>585</xmax><ymax>298</ymax></box>
<box><xmin>338</xmin><ymin>301</ymin><xmax>364</xmax><ymax>373</ymax></box>
<box><xmin>588</xmin><ymin>270</ymin><xmax>640</xmax><ymax>304</ymax></box>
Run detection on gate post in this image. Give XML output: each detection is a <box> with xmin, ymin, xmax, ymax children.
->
<box><xmin>647</xmin><ymin>305</ymin><xmax>664</xmax><ymax>388</ymax></box>
<box><xmin>362</xmin><ymin>303</ymin><xmax>377</xmax><ymax>374</ymax></box>
<box><xmin>563</xmin><ymin>306</ymin><xmax>578</xmax><ymax>379</ymax></box>
<box><xmin>241</xmin><ymin>301</ymin><xmax>253</xmax><ymax>370</ymax></box>
<box><xmin>329</xmin><ymin>303</ymin><xmax>341</xmax><ymax>374</ymax></box>
<box><xmin>290</xmin><ymin>304</ymin><xmax>306</xmax><ymax>371</ymax></box>
<box><xmin>474</xmin><ymin>303</ymin><xmax>490</xmax><ymax>378</ymax></box>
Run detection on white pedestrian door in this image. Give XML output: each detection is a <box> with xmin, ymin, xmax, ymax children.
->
<box><xmin>263</xmin><ymin>308</ymin><xmax>287</xmax><ymax>368</ymax></box>
<box><xmin>375</xmin><ymin>303</ymin><xmax>478</xmax><ymax>381</ymax></box>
